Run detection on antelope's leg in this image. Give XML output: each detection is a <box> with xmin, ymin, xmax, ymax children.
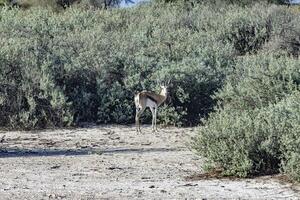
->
<box><xmin>135</xmin><ymin>108</ymin><xmax>140</xmax><ymax>132</ymax></box>
<box><xmin>150</xmin><ymin>107</ymin><xmax>155</xmax><ymax>132</ymax></box>
<box><xmin>154</xmin><ymin>106</ymin><xmax>158</xmax><ymax>131</ymax></box>
<box><xmin>136</xmin><ymin>107</ymin><xmax>145</xmax><ymax>133</ymax></box>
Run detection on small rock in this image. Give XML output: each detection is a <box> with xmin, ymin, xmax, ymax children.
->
<box><xmin>107</xmin><ymin>166</ymin><xmax>123</xmax><ymax>170</ymax></box>
<box><xmin>48</xmin><ymin>194</ymin><xmax>56</xmax><ymax>199</ymax></box>
<box><xmin>183</xmin><ymin>183</ymin><xmax>198</xmax><ymax>187</ymax></box>
<box><xmin>50</xmin><ymin>165</ymin><xmax>61</xmax><ymax>169</ymax></box>
<box><xmin>0</xmin><ymin>135</ymin><xmax>5</xmax><ymax>143</ymax></box>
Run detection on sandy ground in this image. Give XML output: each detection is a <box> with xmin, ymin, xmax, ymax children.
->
<box><xmin>0</xmin><ymin>125</ymin><xmax>299</xmax><ymax>200</ymax></box>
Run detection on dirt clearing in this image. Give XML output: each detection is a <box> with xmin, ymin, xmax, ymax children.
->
<box><xmin>0</xmin><ymin>125</ymin><xmax>299</xmax><ymax>199</ymax></box>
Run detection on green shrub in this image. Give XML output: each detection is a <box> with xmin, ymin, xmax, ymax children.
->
<box><xmin>154</xmin><ymin>0</ymin><xmax>289</xmax><ymax>6</ymax></box>
<box><xmin>0</xmin><ymin>0</ymin><xmax>7</xmax><ymax>6</ymax></box>
<box><xmin>261</xmin><ymin>6</ymin><xmax>300</xmax><ymax>57</ymax></box>
<box><xmin>278</xmin><ymin>92</ymin><xmax>300</xmax><ymax>181</ymax></box>
<box><xmin>194</xmin><ymin>92</ymin><xmax>300</xmax><ymax>178</ymax></box>
<box><xmin>216</xmin><ymin>54</ymin><xmax>299</xmax><ymax>110</ymax></box>
<box><xmin>222</xmin><ymin>4</ymin><xmax>272</xmax><ymax>55</ymax></box>
<box><xmin>0</xmin><ymin>47</ymin><xmax>73</xmax><ymax>129</ymax></box>
<box><xmin>7</xmin><ymin>0</ymin><xmax>125</xmax><ymax>10</ymax></box>
<box><xmin>193</xmin><ymin>54</ymin><xmax>300</xmax><ymax>179</ymax></box>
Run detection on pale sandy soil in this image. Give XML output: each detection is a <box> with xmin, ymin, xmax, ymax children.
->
<box><xmin>0</xmin><ymin>125</ymin><xmax>299</xmax><ymax>200</ymax></box>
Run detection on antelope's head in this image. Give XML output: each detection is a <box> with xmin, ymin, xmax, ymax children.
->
<box><xmin>159</xmin><ymin>79</ymin><xmax>171</xmax><ymax>97</ymax></box>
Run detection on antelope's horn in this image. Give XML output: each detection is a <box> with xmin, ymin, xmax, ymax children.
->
<box><xmin>167</xmin><ymin>79</ymin><xmax>171</xmax><ymax>85</ymax></box>
<box><xmin>156</xmin><ymin>79</ymin><xmax>160</xmax><ymax>85</ymax></box>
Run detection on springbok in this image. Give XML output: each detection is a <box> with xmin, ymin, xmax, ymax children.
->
<box><xmin>134</xmin><ymin>82</ymin><xmax>169</xmax><ymax>133</ymax></box>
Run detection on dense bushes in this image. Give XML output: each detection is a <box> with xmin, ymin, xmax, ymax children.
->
<box><xmin>0</xmin><ymin>4</ymin><xmax>235</xmax><ymax>128</ymax></box>
<box><xmin>0</xmin><ymin>3</ymin><xmax>298</xmax><ymax>128</ymax></box>
<box><xmin>190</xmin><ymin>4</ymin><xmax>300</xmax><ymax>182</ymax></box>
<box><xmin>193</xmin><ymin>54</ymin><xmax>300</xmax><ymax>180</ymax></box>
<box><xmin>276</xmin><ymin>92</ymin><xmax>300</xmax><ymax>181</ymax></box>
<box><xmin>155</xmin><ymin>0</ymin><xmax>290</xmax><ymax>5</ymax></box>
<box><xmin>0</xmin><ymin>0</ymin><xmax>127</xmax><ymax>9</ymax></box>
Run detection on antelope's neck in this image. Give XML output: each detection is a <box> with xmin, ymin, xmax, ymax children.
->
<box><xmin>160</xmin><ymin>90</ymin><xmax>167</xmax><ymax>101</ymax></box>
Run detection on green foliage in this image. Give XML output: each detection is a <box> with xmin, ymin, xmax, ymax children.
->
<box><xmin>217</xmin><ymin>54</ymin><xmax>299</xmax><ymax>110</ymax></box>
<box><xmin>193</xmin><ymin>54</ymin><xmax>300</xmax><ymax>179</ymax></box>
<box><xmin>0</xmin><ymin>0</ymin><xmax>8</xmax><ymax>6</ymax></box>
<box><xmin>9</xmin><ymin>0</ymin><xmax>130</xmax><ymax>9</ymax></box>
<box><xmin>0</xmin><ymin>1</ymin><xmax>299</xmax><ymax>126</ymax></box>
<box><xmin>154</xmin><ymin>0</ymin><xmax>290</xmax><ymax>6</ymax></box>
<box><xmin>0</xmin><ymin>4</ymin><xmax>235</xmax><ymax>128</ymax></box>
<box><xmin>222</xmin><ymin>5</ymin><xmax>271</xmax><ymax>55</ymax></box>
<box><xmin>0</xmin><ymin>8</ymin><xmax>74</xmax><ymax>129</ymax></box>
<box><xmin>191</xmin><ymin>5</ymin><xmax>300</xmax><ymax>181</ymax></box>
<box><xmin>279</xmin><ymin>93</ymin><xmax>300</xmax><ymax>181</ymax></box>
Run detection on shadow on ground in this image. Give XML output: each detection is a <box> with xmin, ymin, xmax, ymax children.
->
<box><xmin>0</xmin><ymin>147</ymin><xmax>182</xmax><ymax>158</ymax></box>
